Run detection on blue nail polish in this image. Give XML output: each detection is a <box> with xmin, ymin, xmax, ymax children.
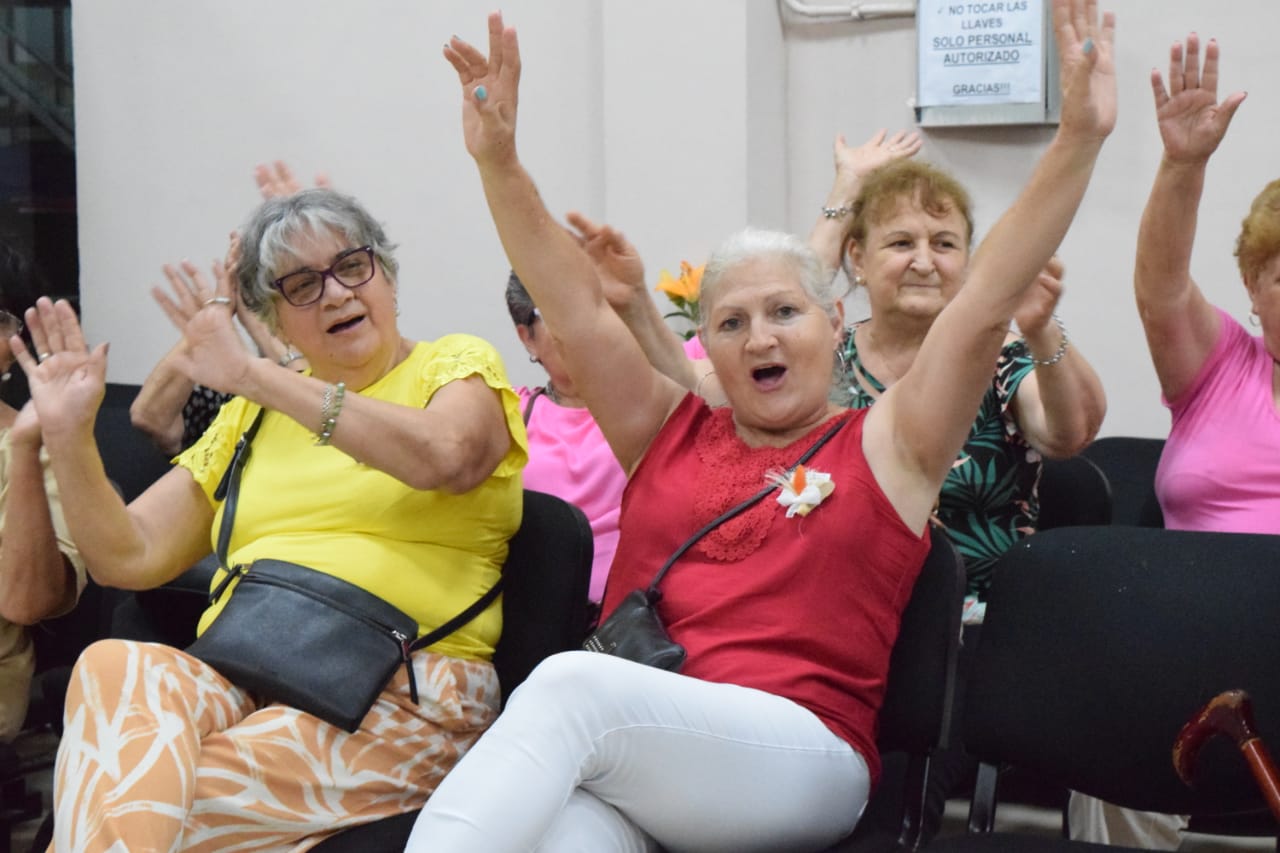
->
<box><xmin>1082</xmin><ymin>38</ymin><xmax>1094</xmax><ymax>55</ymax></box>
<box><xmin>474</xmin><ymin>85</ymin><xmax>488</xmax><ymax>102</ymax></box>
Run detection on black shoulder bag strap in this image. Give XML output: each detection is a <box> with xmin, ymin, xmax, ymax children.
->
<box><xmin>642</xmin><ymin>412</ymin><xmax>851</xmax><ymax>601</ymax></box>
<box><xmin>522</xmin><ymin>386</ymin><xmax>547</xmax><ymax>425</ymax></box>
<box><xmin>208</xmin><ymin>406</ymin><xmax>503</xmax><ymax>658</ymax></box>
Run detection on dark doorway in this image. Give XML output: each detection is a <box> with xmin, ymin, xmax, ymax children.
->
<box><xmin>0</xmin><ymin>1</ymin><xmax>76</xmax><ymax>304</ymax></box>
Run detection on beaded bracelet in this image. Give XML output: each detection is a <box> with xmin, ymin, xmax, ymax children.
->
<box><xmin>315</xmin><ymin>381</ymin><xmax>346</xmax><ymax>445</ymax></box>
<box><xmin>822</xmin><ymin>204</ymin><xmax>853</xmax><ymax>220</ymax></box>
<box><xmin>1030</xmin><ymin>315</ymin><xmax>1070</xmax><ymax>366</ymax></box>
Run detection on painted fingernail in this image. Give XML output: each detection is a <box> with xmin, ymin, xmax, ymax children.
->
<box><xmin>1082</xmin><ymin>38</ymin><xmax>1094</xmax><ymax>55</ymax></box>
<box><xmin>474</xmin><ymin>85</ymin><xmax>488</xmax><ymax>102</ymax></box>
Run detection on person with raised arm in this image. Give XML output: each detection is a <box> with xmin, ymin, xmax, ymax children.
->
<box><xmin>1068</xmin><ymin>30</ymin><xmax>1263</xmax><ymax>851</ymax></box>
<box><xmin>24</xmin><ymin>187</ymin><xmax>525</xmax><ymax>851</ymax></box>
<box><xmin>0</xmin><ymin>241</ymin><xmax>85</xmax><ymax>744</ymax></box>
<box><xmin>130</xmin><ymin>162</ymin><xmax>325</xmax><ymax>454</ymax></box>
<box><xmin>410</xmin><ymin>3</ymin><xmax>1115</xmax><ymax>850</ymax></box>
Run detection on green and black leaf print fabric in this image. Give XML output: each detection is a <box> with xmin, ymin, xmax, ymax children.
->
<box><xmin>834</xmin><ymin>323</ymin><xmax>1039</xmax><ymax>599</ymax></box>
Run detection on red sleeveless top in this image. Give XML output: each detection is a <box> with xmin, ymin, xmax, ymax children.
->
<box><xmin>602</xmin><ymin>395</ymin><xmax>930</xmax><ymax>783</ymax></box>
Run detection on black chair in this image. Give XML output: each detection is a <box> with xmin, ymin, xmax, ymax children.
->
<box><xmin>1080</xmin><ymin>436</ymin><xmax>1164</xmax><ymax>528</ymax></box>
<box><xmin>834</xmin><ymin>525</ymin><xmax>967</xmax><ymax>852</ymax></box>
<box><xmin>1036</xmin><ymin>455</ymin><xmax>1112</xmax><ymax>530</ymax></box>
<box><xmin>109</xmin><ymin>555</ymin><xmax>217</xmax><ymax>648</ymax></box>
<box><xmin>94</xmin><ymin>383</ymin><xmax>174</xmax><ymax>503</ymax></box>
<box><xmin>929</xmin><ymin>525</ymin><xmax>1280</xmax><ymax>852</ymax></box>
<box><xmin>311</xmin><ymin>488</ymin><xmax>594</xmax><ymax>852</ymax></box>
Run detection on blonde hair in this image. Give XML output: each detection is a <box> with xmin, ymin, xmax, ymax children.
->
<box><xmin>1235</xmin><ymin>178</ymin><xmax>1280</xmax><ymax>282</ymax></box>
<box><xmin>840</xmin><ymin>160</ymin><xmax>975</xmax><ymax>273</ymax></box>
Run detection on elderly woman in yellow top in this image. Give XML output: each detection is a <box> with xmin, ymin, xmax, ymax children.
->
<box><xmin>14</xmin><ymin>188</ymin><xmax>526</xmax><ymax>851</ymax></box>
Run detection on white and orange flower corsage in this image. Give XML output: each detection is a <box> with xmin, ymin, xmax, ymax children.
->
<box><xmin>769</xmin><ymin>464</ymin><xmax>835</xmax><ymax>518</ymax></box>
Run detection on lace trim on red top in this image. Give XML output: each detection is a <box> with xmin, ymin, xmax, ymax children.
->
<box><xmin>693</xmin><ymin>407</ymin><xmax>846</xmax><ymax>562</ymax></box>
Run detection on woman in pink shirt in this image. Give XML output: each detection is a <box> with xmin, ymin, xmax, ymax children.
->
<box><xmin>1133</xmin><ymin>34</ymin><xmax>1279</xmax><ymax>536</ymax></box>
<box><xmin>507</xmin><ymin>271</ymin><xmax>626</xmax><ymax>605</ymax></box>
<box><xmin>1071</xmin><ymin>31</ymin><xmax>1280</xmax><ymax>849</ymax></box>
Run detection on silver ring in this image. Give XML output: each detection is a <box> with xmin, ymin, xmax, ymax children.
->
<box><xmin>37</xmin><ymin>352</ymin><xmax>51</xmax><ymax>362</ymax></box>
<box><xmin>202</xmin><ymin>296</ymin><xmax>233</xmax><ymax>308</ymax></box>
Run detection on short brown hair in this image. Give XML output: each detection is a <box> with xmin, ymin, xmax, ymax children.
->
<box><xmin>1235</xmin><ymin>178</ymin><xmax>1280</xmax><ymax>282</ymax></box>
<box><xmin>841</xmin><ymin>161</ymin><xmax>975</xmax><ymax>268</ymax></box>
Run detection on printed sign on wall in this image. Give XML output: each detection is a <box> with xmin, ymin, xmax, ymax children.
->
<box><xmin>917</xmin><ymin>0</ymin><xmax>1044</xmax><ymax>108</ymax></box>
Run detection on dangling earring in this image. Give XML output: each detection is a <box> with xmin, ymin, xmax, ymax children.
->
<box><xmin>1249</xmin><ymin>310</ymin><xmax>1261</xmax><ymax>327</ymax></box>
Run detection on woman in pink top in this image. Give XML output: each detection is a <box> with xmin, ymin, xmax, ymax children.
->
<box><xmin>1070</xmin><ymin>30</ymin><xmax>1280</xmax><ymax>850</ymax></box>
<box><xmin>506</xmin><ymin>271</ymin><xmax>625</xmax><ymax>604</ymax></box>
<box><xmin>1132</xmin><ymin>33</ymin><xmax>1280</xmax><ymax>535</ymax></box>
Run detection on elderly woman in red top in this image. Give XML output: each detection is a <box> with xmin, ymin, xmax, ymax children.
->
<box><xmin>412</xmin><ymin>2</ymin><xmax>1116</xmax><ymax>851</ymax></box>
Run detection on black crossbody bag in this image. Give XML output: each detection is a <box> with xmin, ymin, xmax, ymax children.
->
<box><xmin>583</xmin><ymin>414</ymin><xmax>850</xmax><ymax>671</ymax></box>
<box><xmin>186</xmin><ymin>408</ymin><xmax>503</xmax><ymax>732</ymax></box>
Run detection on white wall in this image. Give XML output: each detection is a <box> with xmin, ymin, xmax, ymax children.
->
<box><xmin>73</xmin><ymin>1</ymin><xmax>1279</xmax><ymax>439</ymax></box>
<box><xmin>783</xmin><ymin>2</ymin><xmax>1279</xmax><ymax>439</ymax></box>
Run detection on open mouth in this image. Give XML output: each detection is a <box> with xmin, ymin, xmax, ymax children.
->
<box><xmin>327</xmin><ymin>315</ymin><xmax>365</xmax><ymax>334</ymax></box>
<box><xmin>752</xmin><ymin>364</ymin><xmax>787</xmax><ymax>389</ymax></box>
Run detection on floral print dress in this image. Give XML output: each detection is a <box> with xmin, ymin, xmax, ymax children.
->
<box><xmin>833</xmin><ymin>321</ymin><xmax>1040</xmax><ymax>601</ymax></box>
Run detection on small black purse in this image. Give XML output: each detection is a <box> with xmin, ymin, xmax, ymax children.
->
<box><xmin>583</xmin><ymin>414</ymin><xmax>850</xmax><ymax>672</ymax></box>
<box><xmin>186</xmin><ymin>408</ymin><xmax>502</xmax><ymax>732</ymax></box>
<box><xmin>582</xmin><ymin>587</ymin><xmax>686</xmax><ymax>671</ymax></box>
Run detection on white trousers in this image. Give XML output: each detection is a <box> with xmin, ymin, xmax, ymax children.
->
<box><xmin>407</xmin><ymin>651</ymin><xmax>871</xmax><ymax>853</ymax></box>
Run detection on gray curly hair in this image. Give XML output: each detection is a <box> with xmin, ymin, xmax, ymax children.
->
<box><xmin>236</xmin><ymin>188</ymin><xmax>399</xmax><ymax>331</ymax></box>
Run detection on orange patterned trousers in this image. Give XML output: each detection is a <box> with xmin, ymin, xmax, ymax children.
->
<box><xmin>48</xmin><ymin>639</ymin><xmax>499</xmax><ymax>852</ymax></box>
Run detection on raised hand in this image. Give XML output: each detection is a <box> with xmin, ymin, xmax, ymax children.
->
<box><xmin>832</xmin><ymin>129</ymin><xmax>922</xmax><ymax>186</ymax></box>
<box><xmin>565</xmin><ymin>212</ymin><xmax>647</xmax><ymax>313</ymax></box>
<box><xmin>254</xmin><ymin>161</ymin><xmax>332</xmax><ymax>200</ymax></box>
<box><xmin>444</xmin><ymin>12</ymin><xmax>521</xmax><ymax>165</ymax></box>
<box><xmin>1053</xmin><ymin>0</ymin><xmax>1117</xmax><ymax>142</ymax></box>
<box><xmin>1150</xmin><ymin>34</ymin><xmax>1246</xmax><ymax>165</ymax></box>
<box><xmin>151</xmin><ymin>260</ymin><xmax>255</xmax><ymax>395</ymax></box>
<box><xmin>11</xmin><ymin>298</ymin><xmax>108</xmax><ymax>443</ymax></box>
<box><xmin>1014</xmin><ymin>255</ymin><xmax>1065</xmax><ymax>338</ymax></box>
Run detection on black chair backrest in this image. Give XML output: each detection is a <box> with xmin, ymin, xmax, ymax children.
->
<box><xmin>94</xmin><ymin>383</ymin><xmax>174</xmax><ymax>503</ymax></box>
<box><xmin>877</xmin><ymin>524</ymin><xmax>966</xmax><ymax>756</ymax></box>
<box><xmin>491</xmin><ymin>489</ymin><xmax>594</xmax><ymax>703</ymax></box>
<box><xmin>1081</xmin><ymin>436</ymin><xmax>1165</xmax><ymax>528</ymax></box>
<box><xmin>1037</xmin><ymin>455</ymin><xmax>1112</xmax><ymax>530</ymax></box>
<box><xmin>961</xmin><ymin>526</ymin><xmax>1280</xmax><ymax>818</ymax></box>
<box><xmin>846</xmin><ymin>524</ymin><xmax>966</xmax><ymax>853</ymax></box>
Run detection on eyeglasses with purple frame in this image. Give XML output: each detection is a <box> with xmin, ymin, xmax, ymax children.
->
<box><xmin>271</xmin><ymin>246</ymin><xmax>377</xmax><ymax>307</ymax></box>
